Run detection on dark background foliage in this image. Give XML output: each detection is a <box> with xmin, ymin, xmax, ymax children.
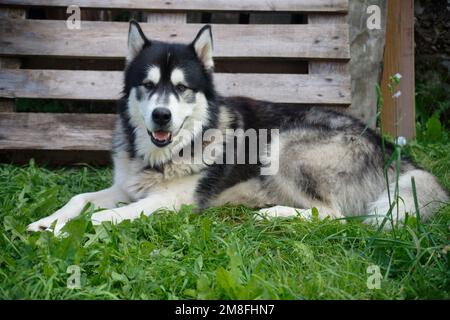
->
<box><xmin>414</xmin><ymin>0</ymin><xmax>450</xmax><ymax>129</ymax></box>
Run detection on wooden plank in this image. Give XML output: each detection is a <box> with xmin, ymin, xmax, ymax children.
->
<box><xmin>0</xmin><ymin>19</ymin><xmax>351</xmax><ymax>60</ymax></box>
<box><xmin>0</xmin><ymin>0</ymin><xmax>349</xmax><ymax>12</ymax></box>
<box><xmin>217</xmin><ymin>73</ymin><xmax>351</xmax><ymax>105</ymax></box>
<box><xmin>308</xmin><ymin>14</ymin><xmax>349</xmax><ymax>75</ymax></box>
<box><xmin>0</xmin><ymin>112</ymin><xmax>115</xmax><ymax>150</ymax></box>
<box><xmin>0</xmin><ymin>58</ymin><xmax>20</xmax><ymax>112</ymax></box>
<box><xmin>381</xmin><ymin>0</ymin><xmax>415</xmax><ymax>139</ymax></box>
<box><xmin>0</xmin><ymin>69</ymin><xmax>352</xmax><ymax>104</ymax></box>
<box><xmin>0</xmin><ymin>69</ymin><xmax>123</xmax><ymax>100</ymax></box>
<box><xmin>146</xmin><ymin>13</ymin><xmax>186</xmax><ymax>24</ymax></box>
<box><xmin>308</xmin><ymin>14</ymin><xmax>351</xmax><ymax>116</ymax></box>
<box><xmin>0</xmin><ymin>7</ymin><xmax>24</xmax><ymax>112</ymax></box>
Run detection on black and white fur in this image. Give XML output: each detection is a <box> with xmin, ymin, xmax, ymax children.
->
<box><xmin>28</xmin><ymin>22</ymin><xmax>449</xmax><ymax>234</ymax></box>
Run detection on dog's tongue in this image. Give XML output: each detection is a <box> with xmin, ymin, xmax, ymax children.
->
<box><xmin>153</xmin><ymin>131</ymin><xmax>170</xmax><ymax>141</ymax></box>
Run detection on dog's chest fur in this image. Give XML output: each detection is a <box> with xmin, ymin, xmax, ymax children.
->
<box><xmin>114</xmin><ymin>149</ymin><xmax>205</xmax><ymax>201</ymax></box>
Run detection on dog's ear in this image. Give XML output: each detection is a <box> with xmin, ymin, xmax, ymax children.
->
<box><xmin>127</xmin><ymin>20</ymin><xmax>148</xmax><ymax>64</ymax></box>
<box><xmin>192</xmin><ymin>25</ymin><xmax>214</xmax><ymax>70</ymax></box>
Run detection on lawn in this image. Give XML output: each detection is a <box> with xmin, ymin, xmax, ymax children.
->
<box><xmin>0</xmin><ymin>133</ymin><xmax>449</xmax><ymax>300</ymax></box>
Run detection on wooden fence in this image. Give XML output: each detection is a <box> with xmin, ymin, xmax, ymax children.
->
<box><xmin>0</xmin><ymin>0</ymin><xmax>414</xmax><ymax>164</ymax></box>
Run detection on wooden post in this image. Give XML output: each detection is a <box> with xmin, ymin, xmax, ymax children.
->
<box><xmin>381</xmin><ymin>0</ymin><xmax>415</xmax><ymax>140</ymax></box>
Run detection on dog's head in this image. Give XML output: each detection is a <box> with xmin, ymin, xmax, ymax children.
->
<box><xmin>123</xmin><ymin>21</ymin><xmax>215</xmax><ymax>160</ymax></box>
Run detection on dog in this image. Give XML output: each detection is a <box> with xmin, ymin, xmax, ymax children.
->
<box><xmin>27</xmin><ymin>21</ymin><xmax>448</xmax><ymax>234</ymax></box>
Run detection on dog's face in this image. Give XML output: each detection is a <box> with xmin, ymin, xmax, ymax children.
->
<box><xmin>124</xmin><ymin>21</ymin><xmax>214</xmax><ymax>150</ymax></box>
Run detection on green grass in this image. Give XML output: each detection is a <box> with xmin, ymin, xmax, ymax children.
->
<box><xmin>0</xmin><ymin>136</ymin><xmax>449</xmax><ymax>300</ymax></box>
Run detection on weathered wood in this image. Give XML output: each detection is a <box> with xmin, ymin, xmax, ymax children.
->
<box><xmin>0</xmin><ymin>112</ymin><xmax>115</xmax><ymax>150</ymax></box>
<box><xmin>308</xmin><ymin>14</ymin><xmax>349</xmax><ymax>75</ymax></box>
<box><xmin>0</xmin><ymin>0</ymin><xmax>349</xmax><ymax>12</ymax></box>
<box><xmin>0</xmin><ymin>19</ymin><xmax>351</xmax><ymax>60</ymax></box>
<box><xmin>0</xmin><ymin>0</ymin><xmax>354</xmax><ymax>163</ymax></box>
<box><xmin>217</xmin><ymin>73</ymin><xmax>351</xmax><ymax>105</ymax></box>
<box><xmin>146</xmin><ymin>13</ymin><xmax>186</xmax><ymax>24</ymax></box>
<box><xmin>0</xmin><ymin>7</ymin><xmax>24</xmax><ymax>112</ymax></box>
<box><xmin>307</xmin><ymin>13</ymin><xmax>351</xmax><ymax>117</ymax></box>
<box><xmin>0</xmin><ymin>69</ymin><xmax>352</xmax><ymax>104</ymax></box>
<box><xmin>309</xmin><ymin>61</ymin><xmax>349</xmax><ymax>75</ymax></box>
<box><xmin>381</xmin><ymin>0</ymin><xmax>415</xmax><ymax>139</ymax></box>
<box><xmin>0</xmin><ymin>57</ymin><xmax>22</xmax><ymax>108</ymax></box>
<box><xmin>0</xmin><ymin>69</ymin><xmax>123</xmax><ymax>100</ymax></box>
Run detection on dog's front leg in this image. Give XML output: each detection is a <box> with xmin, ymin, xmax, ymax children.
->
<box><xmin>27</xmin><ymin>185</ymin><xmax>130</xmax><ymax>233</ymax></box>
<box><xmin>91</xmin><ymin>175</ymin><xmax>199</xmax><ymax>225</ymax></box>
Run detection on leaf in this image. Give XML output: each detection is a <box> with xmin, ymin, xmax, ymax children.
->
<box><xmin>311</xmin><ymin>207</ymin><xmax>320</xmax><ymax>220</ymax></box>
<box><xmin>195</xmin><ymin>255</ymin><xmax>203</xmax><ymax>271</ymax></box>
<box><xmin>3</xmin><ymin>216</ymin><xmax>16</xmax><ymax>232</ymax></box>
<box><xmin>62</xmin><ymin>215</ymin><xmax>89</xmax><ymax>241</ymax></box>
<box><xmin>183</xmin><ymin>289</ymin><xmax>197</xmax><ymax>298</ymax></box>
<box><xmin>111</xmin><ymin>271</ymin><xmax>129</xmax><ymax>284</ymax></box>
<box><xmin>195</xmin><ymin>274</ymin><xmax>215</xmax><ymax>299</ymax></box>
<box><xmin>227</xmin><ymin>247</ymin><xmax>242</xmax><ymax>276</ymax></box>
<box><xmin>216</xmin><ymin>267</ymin><xmax>239</xmax><ymax>298</ymax></box>
<box><xmin>404</xmin><ymin>215</ymin><xmax>417</xmax><ymax>229</ymax></box>
<box><xmin>43</xmin><ymin>264</ymin><xmax>55</xmax><ymax>277</ymax></box>
<box><xmin>197</xmin><ymin>274</ymin><xmax>210</xmax><ymax>293</ymax></box>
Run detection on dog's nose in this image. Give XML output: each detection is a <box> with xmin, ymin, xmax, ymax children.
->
<box><xmin>152</xmin><ymin>108</ymin><xmax>171</xmax><ymax>126</ymax></box>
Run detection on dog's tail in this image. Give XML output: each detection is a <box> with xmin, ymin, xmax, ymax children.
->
<box><xmin>367</xmin><ymin>169</ymin><xmax>449</xmax><ymax>227</ymax></box>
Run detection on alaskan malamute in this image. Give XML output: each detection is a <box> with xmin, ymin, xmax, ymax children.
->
<box><xmin>28</xmin><ymin>21</ymin><xmax>448</xmax><ymax>233</ymax></box>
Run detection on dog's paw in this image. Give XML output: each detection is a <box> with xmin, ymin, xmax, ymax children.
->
<box><xmin>27</xmin><ymin>216</ymin><xmax>57</xmax><ymax>232</ymax></box>
<box><xmin>255</xmin><ymin>206</ymin><xmax>313</xmax><ymax>220</ymax></box>
<box><xmin>27</xmin><ymin>216</ymin><xmax>67</xmax><ymax>235</ymax></box>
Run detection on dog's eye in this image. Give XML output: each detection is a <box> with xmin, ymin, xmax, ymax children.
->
<box><xmin>176</xmin><ymin>84</ymin><xmax>188</xmax><ymax>93</ymax></box>
<box><xmin>143</xmin><ymin>81</ymin><xmax>155</xmax><ymax>91</ymax></box>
